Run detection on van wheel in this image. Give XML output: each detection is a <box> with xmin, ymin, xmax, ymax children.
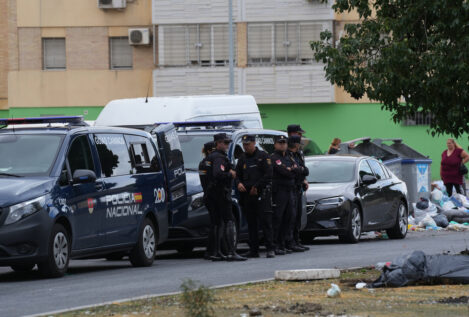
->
<box><xmin>38</xmin><ymin>224</ymin><xmax>70</xmax><ymax>278</ymax></box>
<box><xmin>387</xmin><ymin>202</ymin><xmax>408</xmax><ymax>239</ymax></box>
<box><xmin>130</xmin><ymin>218</ymin><xmax>156</xmax><ymax>267</ymax></box>
<box><xmin>339</xmin><ymin>204</ymin><xmax>361</xmax><ymax>244</ymax></box>
<box><xmin>11</xmin><ymin>263</ymin><xmax>35</xmax><ymax>272</ymax></box>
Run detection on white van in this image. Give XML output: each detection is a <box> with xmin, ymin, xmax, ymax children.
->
<box><xmin>94</xmin><ymin>95</ymin><xmax>263</xmax><ymax>128</ymax></box>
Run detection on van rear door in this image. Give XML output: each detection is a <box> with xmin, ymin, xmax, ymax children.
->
<box><xmin>151</xmin><ymin>124</ymin><xmax>188</xmax><ymax>225</ymax></box>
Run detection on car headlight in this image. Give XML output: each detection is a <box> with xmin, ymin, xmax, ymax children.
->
<box><xmin>5</xmin><ymin>196</ymin><xmax>46</xmax><ymax>225</ymax></box>
<box><xmin>189</xmin><ymin>192</ymin><xmax>205</xmax><ymax>211</ymax></box>
<box><xmin>317</xmin><ymin>196</ymin><xmax>345</xmax><ymax>206</ymax></box>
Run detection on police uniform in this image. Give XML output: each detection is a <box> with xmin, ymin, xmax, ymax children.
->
<box><xmin>235</xmin><ymin>134</ymin><xmax>275</xmax><ymax>258</ymax></box>
<box><xmin>270</xmin><ymin>135</ymin><xmax>297</xmax><ymax>255</ymax></box>
<box><xmin>198</xmin><ymin>141</ymin><xmax>216</xmax><ymax>259</ymax></box>
<box><xmin>206</xmin><ymin>133</ymin><xmax>247</xmax><ymax>261</ymax></box>
<box><xmin>287</xmin><ymin>125</ymin><xmax>310</xmax><ymax>251</ymax></box>
<box><xmin>287</xmin><ymin>136</ymin><xmax>310</xmax><ymax>251</ymax></box>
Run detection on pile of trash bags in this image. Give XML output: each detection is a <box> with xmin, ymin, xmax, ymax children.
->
<box><xmin>367</xmin><ymin>250</ymin><xmax>469</xmax><ymax>288</ymax></box>
<box><xmin>408</xmin><ymin>181</ymin><xmax>469</xmax><ymax>231</ymax></box>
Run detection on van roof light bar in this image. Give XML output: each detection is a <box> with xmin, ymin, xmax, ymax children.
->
<box><xmin>0</xmin><ymin>116</ymin><xmax>86</xmax><ymax>127</ymax></box>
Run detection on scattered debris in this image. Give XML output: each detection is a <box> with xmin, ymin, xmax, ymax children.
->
<box><xmin>326</xmin><ymin>283</ymin><xmax>341</xmax><ymax>298</ymax></box>
<box><xmin>438</xmin><ymin>296</ymin><xmax>469</xmax><ymax>304</ymax></box>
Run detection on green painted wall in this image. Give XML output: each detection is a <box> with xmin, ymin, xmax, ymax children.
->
<box><xmin>259</xmin><ymin>103</ymin><xmax>469</xmax><ymax>181</ymax></box>
<box><xmin>0</xmin><ymin>107</ymin><xmax>104</xmax><ymax>121</ymax></box>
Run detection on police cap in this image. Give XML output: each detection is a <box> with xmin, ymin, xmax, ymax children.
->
<box><xmin>288</xmin><ymin>135</ymin><xmax>301</xmax><ymax>146</ymax></box>
<box><xmin>242</xmin><ymin>134</ymin><xmax>256</xmax><ymax>144</ymax></box>
<box><xmin>287</xmin><ymin>124</ymin><xmax>306</xmax><ymax>134</ymax></box>
<box><xmin>213</xmin><ymin>133</ymin><xmax>231</xmax><ymax>143</ymax></box>
<box><xmin>203</xmin><ymin>141</ymin><xmax>215</xmax><ymax>152</ymax></box>
<box><xmin>274</xmin><ymin>135</ymin><xmax>288</xmax><ymax>143</ymax></box>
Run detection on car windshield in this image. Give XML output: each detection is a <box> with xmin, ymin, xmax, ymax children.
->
<box><xmin>0</xmin><ymin>134</ymin><xmax>64</xmax><ymax>176</ymax></box>
<box><xmin>306</xmin><ymin>160</ymin><xmax>356</xmax><ymax>183</ymax></box>
<box><xmin>178</xmin><ymin>134</ymin><xmax>216</xmax><ymax>170</ymax></box>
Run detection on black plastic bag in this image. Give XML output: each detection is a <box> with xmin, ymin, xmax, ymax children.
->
<box><xmin>369</xmin><ymin>251</ymin><xmax>469</xmax><ymax>288</ymax></box>
<box><xmin>432</xmin><ymin>214</ymin><xmax>449</xmax><ymax>228</ymax></box>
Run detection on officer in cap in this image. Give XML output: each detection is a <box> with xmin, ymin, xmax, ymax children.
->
<box><xmin>198</xmin><ymin>141</ymin><xmax>216</xmax><ymax>260</ymax></box>
<box><xmin>287</xmin><ymin>124</ymin><xmax>305</xmax><ymax>137</ymax></box>
<box><xmin>206</xmin><ymin>133</ymin><xmax>247</xmax><ymax>261</ymax></box>
<box><xmin>235</xmin><ymin>134</ymin><xmax>275</xmax><ymax>258</ymax></box>
<box><xmin>270</xmin><ymin>135</ymin><xmax>298</xmax><ymax>255</ymax></box>
<box><xmin>286</xmin><ymin>135</ymin><xmax>310</xmax><ymax>252</ymax></box>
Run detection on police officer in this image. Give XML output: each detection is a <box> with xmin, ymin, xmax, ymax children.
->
<box><xmin>206</xmin><ymin>133</ymin><xmax>247</xmax><ymax>261</ymax></box>
<box><xmin>198</xmin><ymin>141</ymin><xmax>216</xmax><ymax>260</ymax></box>
<box><xmin>271</xmin><ymin>135</ymin><xmax>298</xmax><ymax>255</ymax></box>
<box><xmin>286</xmin><ymin>135</ymin><xmax>310</xmax><ymax>252</ymax></box>
<box><xmin>287</xmin><ymin>124</ymin><xmax>305</xmax><ymax>138</ymax></box>
<box><xmin>235</xmin><ymin>134</ymin><xmax>275</xmax><ymax>259</ymax></box>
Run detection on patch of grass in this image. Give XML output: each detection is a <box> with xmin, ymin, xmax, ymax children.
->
<box><xmin>55</xmin><ymin>268</ymin><xmax>469</xmax><ymax>317</ymax></box>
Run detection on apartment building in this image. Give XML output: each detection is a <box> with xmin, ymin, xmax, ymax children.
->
<box><xmin>2</xmin><ymin>0</ymin><xmax>154</xmax><ymax>119</ymax></box>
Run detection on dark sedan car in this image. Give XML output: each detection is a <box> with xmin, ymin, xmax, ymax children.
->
<box><xmin>300</xmin><ymin>155</ymin><xmax>409</xmax><ymax>243</ymax></box>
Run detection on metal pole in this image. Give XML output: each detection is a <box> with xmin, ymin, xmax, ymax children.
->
<box><xmin>228</xmin><ymin>0</ymin><xmax>234</xmax><ymax>94</ymax></box>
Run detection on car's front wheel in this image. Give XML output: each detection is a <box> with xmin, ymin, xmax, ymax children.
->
<box><xmin>387</xmin><ymin>201</ymin><xmax>408</xmax><ymax>239</ymax></box>
<box><xmin>339</xmin><ymin>204</ymin><xmax>361</xmax><ymax>244</ymax></box>
<box><xmin>38</xmin><ymin>223</ymin><xmax>70</xmax><ymax>278</ymax></box>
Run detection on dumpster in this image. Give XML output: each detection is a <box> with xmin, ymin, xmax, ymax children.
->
<box><xmin>373</xmin><ymin>139</ymin><xmax>432</xmax><ymax>208</ymax></box>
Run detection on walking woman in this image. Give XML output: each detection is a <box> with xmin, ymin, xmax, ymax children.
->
<box><xmin>440</xmin><ymin>138</ymin><xmax>469</xmax><ymax>196</ymax></box>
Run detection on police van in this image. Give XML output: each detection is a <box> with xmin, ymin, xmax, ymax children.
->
<box><xmin>0</xmin><ymin>116</ymin><xmax>186</xmax><ymax>277</ymax></box>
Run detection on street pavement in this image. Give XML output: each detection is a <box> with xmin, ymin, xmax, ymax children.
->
<box><xmin>1</xmin><ymin>230</ymin><xmax>469</xmax><ymax>317</ymax></box>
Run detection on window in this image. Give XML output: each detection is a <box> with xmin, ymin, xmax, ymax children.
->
<box><xmin>43</xmin><ymin>38</ymin><xmax>66</xmax><ymax>70</ymax></box>
<box><xmin>255</xmin><ymin>134</ymin><xmax>276</xmax><ymax>154</ymax></box>
<box><xmin>403</xmin><ymin>112</ymin><xmax>433</xmax><ymax>126</ymax></box>
<box><xmin>306</xmin><ymin>160</ymin><xmax>356</xmax><ymax>183</ymax></box>
<box><xmin>159</xmin><ymin>129</ymin><xmax>184</xmax><ymax>169</ymax></box>
<box><xmin>358</xmin><ymin>160</ymin><xmax>374</xmax><ymax>179</ymax></box>
<box><xmin>110</xmin><ymin>37</ymin><xmax>133</xmax><ymax>69</ymax></box>
<box><xmin>67</xmin><ymin>135</ymin><xmax>95</xmax><ymax>176</ymax></box>
<box><xmin>94</xmin><ymin>134</ymin><xmax>132</xmax><ymax>177</ymax></box>
<box><xmin>248</xmin><ymin>22</ymin><xmax>323</xmax><ymax>66</ymax></box>
<box><xmin>125</xmin><ymin>135</ymin><xmax>161</xmax><ymax>174</ymax></box>
<box><xmin>367</xmin><ymin>160</ymin><xmax>387</xmax><ymax>180</ymax></box>
<box><xmin>159</xmin><ymin>24</ymin><xmax>237</xmax><ymax>67</ymax></box>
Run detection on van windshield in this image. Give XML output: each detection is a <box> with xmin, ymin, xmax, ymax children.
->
<box><xmin>178</xmin><ymin>134</ymin><xmax>215</xmax><ymax>170</ymax></box>
<box><xmin>0</xmin><ymin>134</ymin><xmax>64</xmax><ymax>176</ymax></box>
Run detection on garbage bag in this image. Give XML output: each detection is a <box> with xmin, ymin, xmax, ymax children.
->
<box><xmin>369</xmin><ymin>251</ymin><xmax>469</xmax><ymax>288</ymax></box>
<box><xmin>431</xmin><ymin>189</ymin><xmax>444</xmax><ymax>203</ymax></box>
<box><xmin>442</xmin><ymin>209</ymin><xmax>469</xmax><ymax>222</ymax></box>
<box><xmin>418</xmin><ymin>214</ymin><xmax>436</xmax><ymax>228</ymax></box>
<box><xmin>452</xmin><ymin>217</ymin><xmax>469</xmax><ymax>224</ymax></box>
<box><xmin>432</xmin><ymin>214</ymin><xmax>449</xmax><ymax>228</ymax></box>
<box><xmin>453</xmin><ymin>194</ymin><xmax>469</xmax><ymax>208</ymax></box>
<box><xmin>416</xmin><ymin>198</ymin><xmax>429</xmax><ymax>210</ymax></box>
<box><xmin>433</xmin><ymin>181</ymin><xmax>447</xmax><ymax>194</ymax></box>
<box><xmin>442</xmin><ymin>200</ymin><xmax>456</xmax><ymax>211</ymax></box>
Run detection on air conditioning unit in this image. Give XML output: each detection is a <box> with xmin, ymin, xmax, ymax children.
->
<box><xmin>98</xmin><ymin>0</ymin><xmax>126</xmax><ymax>9</ymax></box>
<box><xmin>128</xmin><ymin>28</ymin><xmax>151</xmax><ymax>45</ymax></box>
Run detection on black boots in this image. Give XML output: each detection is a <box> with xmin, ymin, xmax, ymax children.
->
<box><xmin>225</xmin><ymin>221</ymin><xmax>247</xmax><ymax>262</ymax></box>
<box><xmin>210</xmin><ymin>225</ymin><xmax>227</xmax><ymax>261</ymax></box>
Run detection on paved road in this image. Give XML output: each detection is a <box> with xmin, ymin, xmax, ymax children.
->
<box><xmin>1</xmin><ymin>230</ymin><xmax>469</xmax><ymax>317</ymax></box>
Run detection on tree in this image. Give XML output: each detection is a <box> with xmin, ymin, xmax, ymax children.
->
<box><xmin>311</xmin><ymin>0</ymin><xmax>469</xmax><ymax>138</ymax></box>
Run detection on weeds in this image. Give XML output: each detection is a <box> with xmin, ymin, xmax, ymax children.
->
<box><xmin>180</xmin><ymin>279</ymin><xmax>215</xmax><ymax>317</ymax></box>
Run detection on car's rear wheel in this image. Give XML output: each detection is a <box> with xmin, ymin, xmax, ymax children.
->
<box><xmin>11</xmin><ymin>263</ymin><xmax>35</xmax><ymax>272</ymax></box>
<box><xmin>339</xmin><ymin>204</ymin><xmax>361</xmax><ymax>244</ymax></box>
<box><xmin>38</xmin><ymin>223</ymin><xmax>70</xmax><ymax>278</ymax></box>
<box><xmin>387</xmin><ymin>202</ymin><xmax>408</xmax><ymax>239</ymax></box>
<box><xmin>130</xmin><ymin>218</ymin><xmax>156</xmax><ymax>267</ymax></box>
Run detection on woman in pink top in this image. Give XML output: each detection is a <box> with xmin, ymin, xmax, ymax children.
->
<box><xmin>440</xmin><ymin>138</ymin><xmax>469</xmax><ymax>196</ymax></box>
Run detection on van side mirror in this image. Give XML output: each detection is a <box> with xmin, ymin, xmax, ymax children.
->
<box><xmin>72</xmin><ymin>169</ymin><xmax>97</xmax><ymax>184</ymax></box>
<box><xmin>361</xmin><ymin>174</ymin><xmax>377</xmax><ymax>185</ymax></box>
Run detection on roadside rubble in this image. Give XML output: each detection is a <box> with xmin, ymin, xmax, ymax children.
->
<box><xmin>408</xmin><ymin>181</ymin><xmax>469</xmax><ymax>232</ymax></box>
<box><xmin>358</xmin><ymin>250</ymin><xmax>469</xmax><ymax>289</ymax></box>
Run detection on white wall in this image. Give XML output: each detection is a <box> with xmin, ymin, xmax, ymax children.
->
<box><xmin>152</xmin><ymin>0</ymin><xmax>333</xmax><ymax>24</ymax></box>
<box><xmin>153</xmin><ymin>65</ymin><xmax>334</xmax><ymax>103</ymax></box>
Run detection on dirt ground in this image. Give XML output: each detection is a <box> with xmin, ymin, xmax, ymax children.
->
<box><xmin>56</xmin><ymin>268</ymin><xmax>469</xmax><ymax>317</ymax></box>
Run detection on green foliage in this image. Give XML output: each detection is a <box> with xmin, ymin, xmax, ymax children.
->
<box><xmin>180</xmin><ymin>279</ymin><xmax>215</xmax><ymax>317</ymax></box>
<box><xmin>312</xmin><ymin>0</ymin><xmax>469</xmax><ymax>138</ymax></box>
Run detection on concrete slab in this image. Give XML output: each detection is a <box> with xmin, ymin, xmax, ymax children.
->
<box><xmin>274</xmin><ymin>268</ymin><xmax>341</xmax><ymax>281</ymax></box>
